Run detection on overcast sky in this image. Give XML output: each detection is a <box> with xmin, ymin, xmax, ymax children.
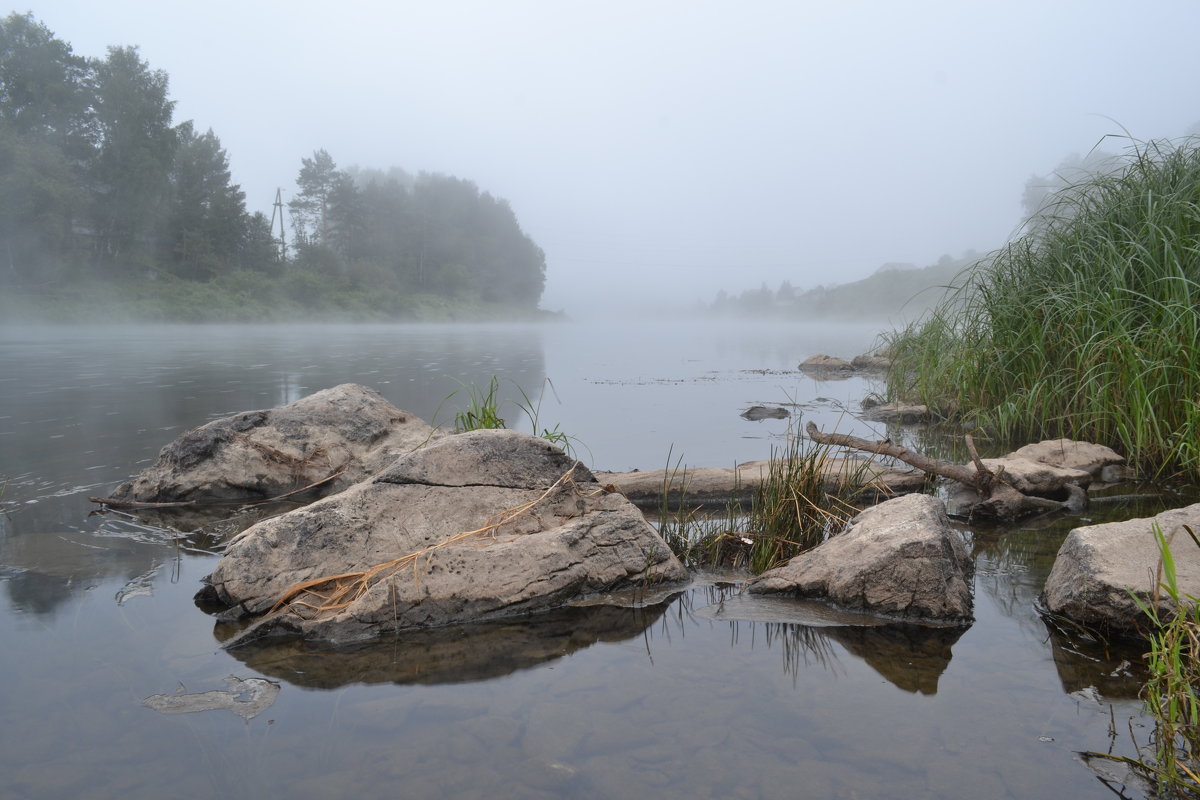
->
<box><xmin>29</xmin><ymin>1</ymin><xmax>1200</xmax><ymax>313</ymax></box>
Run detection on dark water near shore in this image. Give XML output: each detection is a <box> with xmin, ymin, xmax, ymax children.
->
<box><xmin>0</xmin><ymin>321</ymin><xmax>1165</xmax><ymax>799</ymax></box>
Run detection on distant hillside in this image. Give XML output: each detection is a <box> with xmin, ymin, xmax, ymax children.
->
<box><xmin>708</xmin><ymin>252</ymin><xmax>983</xmax><ymax>324</ymax></box>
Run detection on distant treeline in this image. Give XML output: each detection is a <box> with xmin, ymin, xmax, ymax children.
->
<box><xmin>0</xmin><ymin>13</ymin><xmax>546</xmax><ymax>319</ymax></box>
<box><xmin>707</xmin><ymin>253</ymin><xmax>983</xmax><ymax>322</ymax></box>
<box><xmin>704</xmin><ymin>137</ymin><xmax>1177</xmax><ymax>323</ymax></box>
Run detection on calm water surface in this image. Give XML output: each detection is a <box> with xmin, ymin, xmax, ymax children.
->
<box><xmin>0</xmin><ymin>321</ymin><xmax>1160</xmax><ymax>799</ymax></box>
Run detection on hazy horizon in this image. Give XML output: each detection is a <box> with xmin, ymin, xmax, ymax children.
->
<box><xmin>28</xmin><ymin>0</ymin><xmax>1200</xmax><ymax>314</ymax></box>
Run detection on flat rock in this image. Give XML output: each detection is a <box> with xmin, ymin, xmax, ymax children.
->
<box><xmin>1041</xmin><ymin>503</ymin><xmax>1200</xmax><ymax>637</ymax></box>
<box><xmin>851</xmin><ymin>354</ymin><xmax>891</xmax><ymax>372</ymax></box>
<box><xmin>798</xmin><ymin>354</ymin><xmax>854</xmax><ymax>376</ymax></box>
<box><xmin>861</xmin><ymin>402</ymin><xmax>931</xmax><ymax>424</ymax></box>
<box><xmin>749</xmin><ymin>494</ymin><xmax>973</xmax><ymax>623</ymax></box>
<box><xmin>596</xmin><ymin>458</ymin><xmax>927</xmax><ymax>509</ymax></box>
<box><xmin>110</xmin><ymin>384</ymin><xmax>437</xmax><ymax>503</ymax></box>
<box><xmin>977</xmin><ymin>456</ymin><xmax>1092</xmax><ymax>494</ymax></box>
<box><xmin>1010</xmin><ymin>439</ymin><xmax>1127</xmax><ymax>479</ymax></box>
<box><xmin>204</xmin><ymin>429</ymin><xmax>688</xmax><ymax>643</ymax></box>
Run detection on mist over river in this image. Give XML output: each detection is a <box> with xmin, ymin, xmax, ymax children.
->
<box><xmin>0</xmin><ymin>320</ymin><xmax>1163</xmax><ymax>799</ymax></box>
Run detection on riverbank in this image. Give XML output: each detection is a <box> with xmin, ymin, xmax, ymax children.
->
<box><xmin>0</xmin><ymin>272</ymin><xmax>564</xmax><ymax>323</ymax></box>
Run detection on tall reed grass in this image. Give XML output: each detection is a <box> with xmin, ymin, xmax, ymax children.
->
<box><xmin>657</xmin><ymin>430</ymin><xmax>871</xmax><ymax>573</ymax></box>
<box><xmin>886</xmin><ymin>137</ymin><xmax>1200</xmax><ymax>480</ymax></box>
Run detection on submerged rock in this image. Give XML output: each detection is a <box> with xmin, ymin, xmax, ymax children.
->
<box><xmin>740</xmin><ymin>405</ymin><xmax>790</xmax><ymax>421</ymax></box>
<box><xmin>750</xmin><ymin>494</ymin><xmax>973</xmax><ymax>623</ymax></box>
<box><xmin>203</xmin><ymin>429</ymin><xmax>688</xmax><ymax>644</ymax></box>
<box><xmin>141</xmin><ymin>675</ymin><xmax>279</xmax><ymax>720</ymax></box>
<box><xmin>1041</xmin><ymin>503</ymin><xmax>1200</xmax><ymax>638</ymax></box>
<box><xmin>110</xmin><ymin>383</ymin><xmax>437</xmax><ymax>504</ymax></box>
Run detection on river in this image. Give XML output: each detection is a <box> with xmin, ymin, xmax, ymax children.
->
<box><xmin>0</xmin><ymin>320</ymin><xmax>1159</xmax><ymax>799</ymax></box>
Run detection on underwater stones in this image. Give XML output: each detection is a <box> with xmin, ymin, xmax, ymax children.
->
<box><xmin>110</xmin><ymin>383</ymin><xmax>437</xmax><ymax>504</ymax></box>
<box><xmin>203</xmin><ymin>429</ymin><xmax>688</xmax><ymax>644</ymax></box>
<box><xmin>750</xmin><ymin>494</ymin><xmax>974</xmax><ymax>623</ymax></box>
<box><xmin>1041</xmin><ymin>503</ymin><xmax>1200</xmax><ymax>637</ymax></box>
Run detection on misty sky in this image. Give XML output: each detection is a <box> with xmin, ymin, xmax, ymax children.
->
<box><xmin>29</xmin><ymin>1</ymin><xmax>1200</xmax><ymax>313</ymax></box>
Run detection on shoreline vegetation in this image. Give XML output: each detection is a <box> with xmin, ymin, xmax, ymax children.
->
<box><xmin>0</xmin><ymin>272</ymin><xmax>565</xmax><ymax>324</ymax></box>
<box><xmin>884</xmin><ymin>136</ymin><xmax>1200</xmax><ymax>483</ymax></box>
<box><xmin>0</xmin><ymin>14</ymin><xmax>548</xmax><ymax>323</ymax></box>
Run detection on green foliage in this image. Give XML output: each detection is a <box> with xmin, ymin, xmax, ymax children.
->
<box><xmin>0</xmin><ymin>14</ymin><xmax>547</xmax><ymax>314</ymax></box>
<box><xmin>657</xmin><ymin>428</ymin><xmax>869</xmax><ymax>573</ymax></box>
<box><xmin>886</xmin><ymin>137</ymin><xmax>1200</xmax><ymax>480</ymax></box>
<box><xmin>89</xmin><ymin>44</ymin><xmax>178</xmax><ymax>268</ymax></box>
<box><xmin>1125</xmin><ymin>524</ymin><xmax>1200</xmax><ymax>796</ymax></box>
<box><xmin>453</xmin><ymin>376</ymin><xmax>506</xmax><ymax>433</ymax></box>
<box><xmin>448</xmin><ymin>376</ymin><xmax>580</xmax><ymax>457</ymax></box>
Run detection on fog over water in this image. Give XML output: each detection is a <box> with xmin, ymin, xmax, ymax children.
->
<box><xmin>29</xmin><ymin>0</ymin><xmax>1200</xmax><ymax>314</ymax></box>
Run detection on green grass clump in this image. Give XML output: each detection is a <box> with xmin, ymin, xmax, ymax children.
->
<box><xmin>658</xmin><ymin>430</ymin><xmax>870</xmax><ymax>573</ymax></box>
<box><xmin>453</xmin><ymin>376</ymin><xmax>506</xmax><ymax>432</ymax></box>
<box><xmin>1130</xmin><ymin>524</ymin><xmax>1200</xmax><ymax>796</ymax></box>
<box><xmin>449</xmin><ymin>376</ymin><xmax>581</xmax><ymax>458</ymax></box>
<box><xmin>886</xmin><ymin>137</ymin><xmax>1200</xmax><ymax>480</ymax></box>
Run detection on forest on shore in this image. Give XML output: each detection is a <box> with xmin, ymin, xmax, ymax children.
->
<box><xmin>0</xmin><ymin>13</ymin><xmax>548</xmax><ymax>321</ymax></box>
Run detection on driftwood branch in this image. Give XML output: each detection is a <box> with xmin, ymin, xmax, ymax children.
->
<box><xmin>804</xmin><ymin>421</ymin><xmax>985</xmax><ymax>490</ymax></box>
<box><xmin>804</xmin><ymin>422</ymin><xmax>1065</xmax><ymax>521</ymax></box>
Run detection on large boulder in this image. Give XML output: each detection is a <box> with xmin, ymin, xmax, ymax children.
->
<box><xmin>749</xmin><ymin>494</ymin><xmax>973</xmax><ymax>623</ymax></box>
<box><xmin>110</xmin><ymin>384</ymin><xmax>437</xmax><ymax>503</ymax></box>
<box><xmin>1041</xmin><ymin>503</ymin><xmax>1200</xmax><ymax>637</ymax></box>
<box><xmin>203</xmin><ymin>429</ymin><xmax>688</xmax><ymax>643</ymax></box>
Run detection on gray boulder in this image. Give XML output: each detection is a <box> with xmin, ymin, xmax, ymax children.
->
<box><xmin>110</xmin><ymin>384</ymin><xmax>437</xmax><ymax>503</ymax></box>
<box><xmin>204</xmin><ymin>429</ymin><xmax>688</xmax><ymax>643</ymax></box>
<box><xmin>946</xmin><ymin>439</ymin><xmax>1127</xmax><ymax>517</ymax></box>
<box><xmin>750</xmin><ymin>494</ymin><xmax>973</xmax><ymax>623</ymax></box>
<box><xmin>1041</xmin><ymin>503</ymin><xmax>1200</xmax><ymax>637</ymax></box>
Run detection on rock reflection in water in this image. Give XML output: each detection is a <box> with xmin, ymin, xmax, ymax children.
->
<box><xmin>225</xmin><ymin>602</ymin><xmax>672</xmax><ymax>688</ymax></box>
<box><xmin>689</xmin><ymin>587</ymin><xmax>965</xmax><ymax>695</ymax></box>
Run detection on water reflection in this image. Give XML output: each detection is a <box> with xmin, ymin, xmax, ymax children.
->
<box><xmin>227</xmin><ymin>581</ymin><xmax>970</xmax><ymax>697</ymax></box>
<box><xmin>685</xmin><ymin>584</ymin><xmax>965</xmax><ymax>694</ymax></box>
<box><xmin>225</xmin><ymin>602</ymin><xmax>674</xmax><ymax>688</ymax></box>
